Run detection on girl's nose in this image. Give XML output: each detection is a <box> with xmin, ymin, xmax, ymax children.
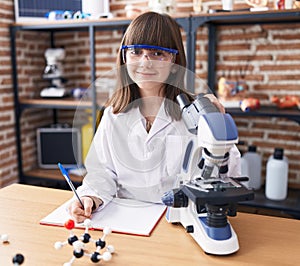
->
<box><xmin>141</xmin><ymin>53</ymin><xmax>151</xmax><ymax>60</ymax></box>
<box><xmin>139</xmin><ymin>54</ymin><xmax>152</xmax><ymax>66</ymax></box>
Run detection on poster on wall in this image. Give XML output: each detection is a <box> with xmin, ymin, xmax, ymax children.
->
<box><xmin>14</xmin><ymin>0</ymin><xmax>82</xmax><ymax>22</ymax></box>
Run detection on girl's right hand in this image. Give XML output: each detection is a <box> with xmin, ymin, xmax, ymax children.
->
<box><xmin>204</xmin><ymin>94</ymin><xmax>225</xmax><ymax>114</ymax></box>
<box><xmin>68</xmin><ymin>196</ymin><xmax>94</xmax><ymax>223</ymax></box>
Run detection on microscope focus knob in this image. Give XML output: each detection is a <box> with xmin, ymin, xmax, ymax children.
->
<box><xmin>161</xmin><ymin>189</ymin><xmax>188</xmax><ymax>208</ymax></box>
<box><xmin>186</xmin><ymin>225</ymin><xmax>194</xmax><ymax>233</ymax></box>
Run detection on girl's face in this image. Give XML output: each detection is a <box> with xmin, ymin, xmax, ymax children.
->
<box><xmin>122</xmin><ymin>45</ymin><xmax>177</xmax><ymax>95</ymax></box>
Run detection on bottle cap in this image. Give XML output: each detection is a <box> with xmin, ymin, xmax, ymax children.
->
<box><xmin>273</xmin><ymin>147</ymin><xmax>284</xmax><ymax>160</ymax></box>
<box><xmin>248</xmin><ymin>145</ymin><xmax>257</xmax><ymax>152</ymax></box>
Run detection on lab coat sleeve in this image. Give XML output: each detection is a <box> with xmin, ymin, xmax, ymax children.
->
<box><xmin>76</xmin><ymin>107</ymin><xmax>118</xmax><ymax>210</ymax></box>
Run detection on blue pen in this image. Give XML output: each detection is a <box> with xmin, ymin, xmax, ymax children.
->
<box><xmin>58</xmin><ymin>163</ymin><xmax>84</xmax><ymax>208</ymax></box>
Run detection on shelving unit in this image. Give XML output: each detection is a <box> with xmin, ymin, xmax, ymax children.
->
<box><xmin>188</xmin><ymin>10</ymin><xmax>300</xmax><ymax>218</ymax></box>
<box><xmin>189</xmin><ymin>10</ymin><xmax>300</xmax><ymax>88</ymax></box>
<box><xmin>9</xmin><ymin>12</ymin><xmax>300</xmax><ymax>216</ymax></box>
<box><xmin>9</xmin><ymin>16</ymin><xmax>190</xmax><ymax>185</ymax></box>
<box><xmin>225</xmin><ymin>106</ymin><xmax>300</xmax><ymax>124</ymax></box>
<box><xmin>189</xmin><ymin>10</ymin><xmax>300</xmax><ymax>124</ymax></box>
<box><xmin>10</xmin><ymin>18</ymin><xmax>132</xmax><ymax>185</ymax></box>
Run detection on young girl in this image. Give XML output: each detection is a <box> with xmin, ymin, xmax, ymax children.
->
<box><xmin>69</xmin><ymin>12</ymin><xmax>240</xmax><ymax>223</ymax></box>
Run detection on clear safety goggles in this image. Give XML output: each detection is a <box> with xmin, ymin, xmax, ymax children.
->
<box><xmin>121</xmin><ymin>44</ymin><xmax>178</xmax><ymax>64</ymax></box>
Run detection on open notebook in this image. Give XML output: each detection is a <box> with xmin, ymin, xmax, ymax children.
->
<box><xmin>40</xmin><ymin>198</ymin><xmax>167</xmax><ymax>236</ymax></box>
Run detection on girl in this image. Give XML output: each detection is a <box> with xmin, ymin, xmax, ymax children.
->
<box><xmin>69</xmin><ymin>12</ymin><xmax>240</xmax><ymax>223</ymax></box>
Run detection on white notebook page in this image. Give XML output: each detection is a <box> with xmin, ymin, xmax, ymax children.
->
<box><xmin>40</xmin><ymin>198</ymin><xmax>166</xmax><ymax>236</ymax></box>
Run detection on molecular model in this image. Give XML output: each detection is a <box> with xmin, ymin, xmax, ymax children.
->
<box><xmin>1</xmin><ymin>234</ymin><xmax>25</xmax><ymax>265</ymax></box>
<box><xmin>12</xmin><ymin>254</ymin><xmax>25</xmax><ymax>265</ymax></box>
<box><xmin>1</xmin><ymin>233</ymin><xmax>9</xmax><ymax>244</ymax></box>
<box><xmin>54</xmin><ymin>219</ymin><xmax>115</xmax><ymax>266</ymax></box>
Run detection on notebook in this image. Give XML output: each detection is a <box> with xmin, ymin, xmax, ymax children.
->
<box><xmin>40</xmin><ymin>198</ymin><xmax>167</xmax><ymax>236</ymax></box>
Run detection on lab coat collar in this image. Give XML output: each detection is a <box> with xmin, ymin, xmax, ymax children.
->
<box><xmin>144</xmin><ymin>99</ymin><xmax>172</xmax><ymax>142</ymax></box>
<box><xmin>122</xmin><ymin>99</ymin><xmax>173</xmax><ymax>142</ymax></box>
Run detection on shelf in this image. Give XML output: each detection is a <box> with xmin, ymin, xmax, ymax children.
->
<box><xmin>20</xmin><ymin>98</ymin><xmax>92</xmax><ymax>110</ymax></box>
<box><xmin>11</xmin><ymin>12</ymin><xmax>300</xmax><ymax>201</ymax></box>
<box><xmin>188</xmin><ymin>10</ymin><xmax>300</xmax><ymax>91</ymax></box>
<box><xmin>239</xmin><ymin>187</ymin><xmax>300</xmax><ymax>218</ymax></box>
<box><xmin>19</xmin><ymin>91</ymin><xmax>110</xmax><ymax>110</ymax></box>
<box><xmin>191</xmin><ymin>9</ymin><xmax>300</xmax><ymax>27</ymax></box>
<box><xmin>24</xmin><ymin>168</ymin><xmax>83</xmax><ymax>184</ymax></box>
<box><xmin>226</xmin><ymin>106</ymin><xmax>300</xmax><ymax>123</ymax></box>
<box><xmin>11</xmin><ymin>15</ymin><xmax>190</xmax><ymax>32</ymax></box>
<box><xmin>12</xmin><ymin>17</ymin><xmax>132</xmax><ymax>31</ymax></box>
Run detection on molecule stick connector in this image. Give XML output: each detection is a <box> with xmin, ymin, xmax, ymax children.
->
<box><xmin>54</xmin><ymin>219</ymin><xmax>115</xmax><ymax>266</ymax></box>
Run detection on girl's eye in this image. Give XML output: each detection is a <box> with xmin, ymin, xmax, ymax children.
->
<box><xmin>149</xmin><ymin>49</ymin><xmax>164</xmax><ymax>57</ymax></box>
<box><xmin>131</xmin><ymin>49</ymin><xmax>142</xmax><ymax>55</ymax></box>
<box><xmin>153</xmin><ymin>51</ymin><xmax>163</xmax><ymax>57</ymax></box>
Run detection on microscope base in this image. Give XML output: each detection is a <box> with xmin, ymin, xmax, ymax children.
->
<box><xmin>166</xmin><ymin>205</ymin><xmax>239</xmax><ymax>255</ymax></box>
<box><xmin>40</xmin><ymin>87</ymin><xmax>67</xmax><ymax>98</ymax></box>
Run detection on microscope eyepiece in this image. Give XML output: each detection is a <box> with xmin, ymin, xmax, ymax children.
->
<box><xmin>176</xmin><ymin>94</ymin><xmax>191</xmax><ymax>110</ymax></box>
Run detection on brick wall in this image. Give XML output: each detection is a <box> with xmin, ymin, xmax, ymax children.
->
<box><xmin>0</xmin><ymin>0</ymin><xmax>17</xmax><ymax>187</ymax></box>
<box><xmin>1</xmin><ymin>0</ymin><xmax>300</xmax><ymax>187</ymax></box>
<box><xmin>210</xmin><ymin>24</ymin><xmax>300</xmax><ymax>186</ymax></box>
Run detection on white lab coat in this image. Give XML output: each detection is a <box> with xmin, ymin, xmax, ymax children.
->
<box><xmin>77</xmin><ymin>100</ymin><xmax>241</xmax><ymax>209</ymax></box>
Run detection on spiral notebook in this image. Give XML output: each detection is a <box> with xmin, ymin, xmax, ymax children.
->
<box><xmin>40</xmin><ymin>198</ymin><xmax>166</xmax><ymax>236</ymax></box>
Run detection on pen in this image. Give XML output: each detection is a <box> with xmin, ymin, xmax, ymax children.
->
<box><xmin>58</xmin><ymin>163</ymin><xmax>84</xmax><ymax>209</ymax></box>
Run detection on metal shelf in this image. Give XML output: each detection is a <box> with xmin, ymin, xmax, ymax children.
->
<box><xmin>188</xmin><ymin>10</ymin><xmax>300</xmax><ymax>92</ymax></box>
<box><xmin>185</xmin><ymin>10</ymin><xmax>300</xmax><ymax>125</ymax></box>
<box><xmin>22</xmin><ymin>168</ymin><xmax>83</xmax><ymax>189</ymax></box>
<box><xmin>191</xmin><ymin>9</ymin><xmax>300</xmax><ymax>26</ymax></box>
<box><xmin>227</xmin><ymin>106</ymin><xmax>300</xmax><ymax>124</ymax></box>
<box><xmin>19</xmin><ymin>98</ymin><xmax>92</xmax><ymax>110</ymax></box>
<box><xmin>10</xmin><ymin>18</ymin><xmax>133</xmax><ymax>184</ymax></box>
<box><xmin>10</xmin><ymin>17</ymin><xmax>190</xmax><ymax>185</ymax></box>
<box><xmin>12</xmin><ymin>18</ymin><xmax>131</xmax><ymax>31</ymax></box>
<box><xmin>10</xmin><ymin>14</ymin><xmax>300</xmax><ymax>212</ymax></box>
<box><xmin>24</xmin><ymin>168</ymin><xmax>83</xmax><ymax>183</ymax></box>
<box><xmin>239</xmin><ymin>187</ymin><xmax>300</xmax><ymax>218</ymax></box>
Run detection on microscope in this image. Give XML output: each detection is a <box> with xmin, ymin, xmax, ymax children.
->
<box><xmin>161</xmin><ymin>94</ymin><xmax>254</xmax><ymax>255</ymax></box>
<box><xmin>40</xmin><ymin>48</ymin><xmax>67</xmax><ymax>98</ymax></box>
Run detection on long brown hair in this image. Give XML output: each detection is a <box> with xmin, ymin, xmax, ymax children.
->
<box><xmin>106</xmin><ymin>11</ymin><xmax>193</xmax><ymax>120</ymax></box>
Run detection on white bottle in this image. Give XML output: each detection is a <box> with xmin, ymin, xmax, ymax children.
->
<box><xmin>240</xmin><ymin>155</ymin><xmax>250</xmax><ymax>188</ymax></box>
<box><xmin>242</xmin><ymin>145</ymin><xmax>262</xmax><ymax>190</ymax></box>
<box><xmin>265</xmin><ymin>148</ymin><xmax>289</xmax><ymax>201</ymax></box>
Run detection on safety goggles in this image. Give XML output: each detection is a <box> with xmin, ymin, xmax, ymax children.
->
<box><xmin>121</xmin><ymin>44</ymin><xmax>178</xmax><ymax>64</ymax></box>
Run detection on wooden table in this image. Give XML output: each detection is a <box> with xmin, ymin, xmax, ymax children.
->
<box><xmin>0</xmin><ymin>184</ymin><xmax>299</xmax><ymax>265</ymax></box>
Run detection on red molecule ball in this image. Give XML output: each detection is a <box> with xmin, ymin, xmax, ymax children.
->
<box><xmin>64</xmin><ymin>219</ymin><xmax>75</xmax><ymax>230</ymax></box>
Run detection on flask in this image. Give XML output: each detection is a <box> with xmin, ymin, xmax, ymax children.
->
<box><xmin>265</xmin><ymin>148</ymin><xmax>289</xmax><ymax>200</ymax></box>
<box><xmin>242</xmin><ymin>145</ymin><xmax>262</xmax><ymax>190</ymax></box>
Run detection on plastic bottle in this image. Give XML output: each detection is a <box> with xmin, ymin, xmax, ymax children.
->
<box><xmin>193</xmin><ymin>0</ymin><xmax>202</xmax><ymax>13</ymax></box>
<box><xmin>81</xmin><ymin>111</ymin><xmax>94</xmax><ymax>164</ymax></box>
<box><xmin>242</xmin><ymin>145</ymin><xmax>262</xmax><ymax>190</ymax></box>
<box><xmin>240</xmin><ymin>155</ymin><xmax>250</xmax><ymax>188</ymax></box>
<box><xmin>265</xmin><ymin>148</ymin><xmax>289</xmax><ymax>201</ymax></box>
